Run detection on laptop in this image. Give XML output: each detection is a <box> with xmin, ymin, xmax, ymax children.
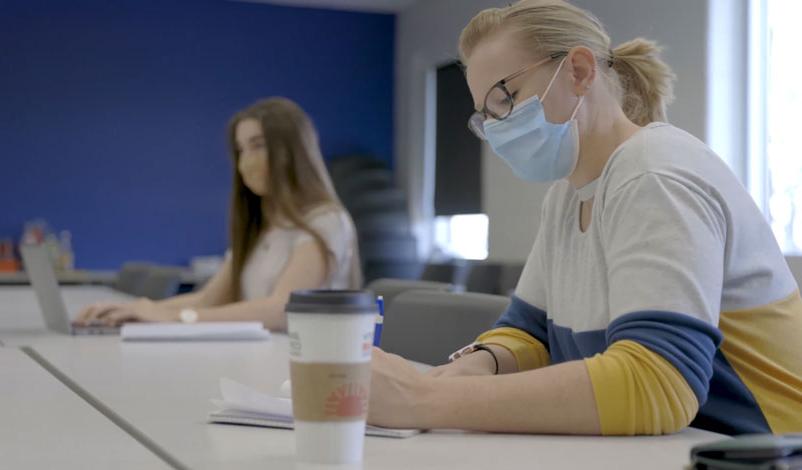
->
<box><xmin>20</xmin><ymin>244</ymin><xmax>120</xmax><ymax>335</ymax></box>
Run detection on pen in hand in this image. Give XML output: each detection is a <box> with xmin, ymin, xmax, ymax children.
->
<box><xmin>373</xmin><ymin>295</ymin><xmax>384</xmax><ymax>347</ymax></box>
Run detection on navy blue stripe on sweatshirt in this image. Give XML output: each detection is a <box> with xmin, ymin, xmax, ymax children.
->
<box><xmin>493</xmin><ymin>295</ymin><xmax>550</xmax><ymax>351</ymax></box>
<box><xmin>490</xmin><ymin>299</ymin><xmax>766</xmax><ymax>435</ymax></box>
<box><xmin>691</xmin><ymin>349</ymin><xmax>771</xmax><ymax>435</ymax></box>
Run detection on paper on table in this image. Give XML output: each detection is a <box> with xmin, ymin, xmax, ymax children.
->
<box><xmin>208</xmin><ymin>378</ymin><xmax>420</xmax><ymax>438</ymax></box>
<box><xmin>120</xmin><ymin>322</ymin><xmax>270</xmax><ymax>341</ymax></box>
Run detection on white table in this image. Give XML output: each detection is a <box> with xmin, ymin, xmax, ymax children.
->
<box><xmin>8</xmin><ymin>334</ymin><xmax>724</xmax><ymax>470</ymax></box>
<box><xmin>0</xmin><ymin>348</ymin><xmax>170</xmax><ymax>469</ymax></box>
<box><xmin>0</xmin><ymin>287</ymin><xmax>726</xmax><ymax>469</ymax></box>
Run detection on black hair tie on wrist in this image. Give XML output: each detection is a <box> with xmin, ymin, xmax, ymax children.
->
<box><xmin>474</xmin><ymin>344</ymin><xmax>499</xmax><ymax>375</ymax></box>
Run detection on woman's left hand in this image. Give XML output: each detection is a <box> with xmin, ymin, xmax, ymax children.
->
<box><xmin>368</xmin><ymin>347</ymin><xmax>434</xmax><ymax>429</ymax></box>
<box><xmin>95</xmin><ymin>298</ymin><xmax>178</xmax><ymax>326</ymax></box>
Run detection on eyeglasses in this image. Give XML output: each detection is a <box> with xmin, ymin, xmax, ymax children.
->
<box><xmin>468</xmin><ymin>52</ymin><xmax>566</xmax><ymax>140</ymax></box>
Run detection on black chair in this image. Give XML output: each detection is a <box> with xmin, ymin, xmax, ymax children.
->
<box><xmin>328</xmin><ymin>161</ymin><xmax>421</xmax><ymax>284</ymax></box>
<box><xmin>355</xmin><ymin>211</ymin><xmax>412</xmax><ymax>236</ymax></box>
<box><xmin>348</xmin><ymin>188</ymin><xmax>407</xmax><ymax>216</ymax></box>
<box><xmin>464</xmin><ymin>262</ymin><xmax>505</xmax><ymax>295</ymax></box>
<box><xmin>328</xmin><ymin>155</ymin><xmax>387</xmax><ymax>183</ymax></box>
<box><xmin>360</xmin><ymin>234</ymin><xmax>421</xmax><ymax>283</ymax></box>
<box><xmin>360</xmin><ymin>234</ymin><xmax>418</xmax><ymax>261</ymax></box>
<box><xmin>338</xmin><ymin>169</ymin><xmax>395</xmax><ymax>207</ymax></box>
<box><xmin>499</xmin><ymin>263</ymin><xmax>525</xmax><ymax>296</ymax></box>
<box><xmin>421</xmin><ymin>260</ymin><xmax>472</xmax><ymax>287</ymax></box>
<box><xmin>363</xmin><ymin>261</ymin><xmax>424</xmax><ymax>284</ymax></box>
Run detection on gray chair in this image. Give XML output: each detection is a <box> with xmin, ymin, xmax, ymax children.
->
<box><xmin>114</xmin><ymin>262</ymin><xmax>153</xmax><ymax>296</ymax></box>
<box><xmin>380</xmin><ymin>290</ymin><xmax>510</xmax><ymax>366</ymax></box>
<box><xmin>367</xmin><ymin>278</ymin><xmax>454</xmax><ymax>308</ymax></box>
<box><xmin>137</xmin><ymin>266</ymin><xmax>184</xmax><ymax>300</ymax></box>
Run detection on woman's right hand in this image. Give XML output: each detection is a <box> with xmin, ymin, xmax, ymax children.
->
<box><xmin>74</xmin><ymin>302</ymin><xmax>130</xmax><ymax>326</ymax></box>
<box><xmin>425</xmin><ymin>350</ymin><xmax>497</xmax><ymax>378</ymax></box>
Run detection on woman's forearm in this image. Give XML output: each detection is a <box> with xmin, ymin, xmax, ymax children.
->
<box><xmin>154</xmin><ymin>291</ymin><xmax>204</xmax><ymax>310</ymax></box>
<box><xmin>418</xmin><ymin>360</ymin><xmax>601</xmax><ymax>434</ymax></box>
<box><xmin>194</xmin><ymin>295</ymin><xmax>289</xmax><ymax>331</ymax></box>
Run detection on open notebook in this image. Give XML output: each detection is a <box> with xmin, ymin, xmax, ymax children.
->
<box><xmin>208</xmin><ymin>378</ymin><xmax>420</xmax><ymax>439</ymax></box>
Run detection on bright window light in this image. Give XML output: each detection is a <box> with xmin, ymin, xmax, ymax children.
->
<box><xmin>753</xmin><ymin>0</ymin><xmax>802</xmax><ymax>254</ymax></box>
<box><xmin>433</xmin><ymin>214</ymin><xmax>489</xmax><ymax>260</ymax></box>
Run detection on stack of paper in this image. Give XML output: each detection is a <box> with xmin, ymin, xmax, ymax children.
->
<box><xmin>208</xmin><ymin>378</ymin><xmax>420</xmax><ymax>438</ymax></box>
<box><xmin>120</xmin><ymin>322</ymin><xmax>270</xmax><ymax>341</ymax></box>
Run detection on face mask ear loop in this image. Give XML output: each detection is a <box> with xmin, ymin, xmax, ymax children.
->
<box><xmin>570</xmin><ymin>95</ymin><xmax>585</xmax><ymax>120</ymax></box>
<box><xmin>541</xmin><ymin>56</ymin><xmax>568</xmax><ymax>104</ymax></box>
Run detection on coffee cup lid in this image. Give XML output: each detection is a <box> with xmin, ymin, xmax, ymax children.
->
<box><xmin>285</xmin><ymin>289</ymin><xmax>377</xmax><ymax>314</ymax></box>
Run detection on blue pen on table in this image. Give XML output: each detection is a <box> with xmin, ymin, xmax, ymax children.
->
<box><xmin>373</xmin><ymin>295</ymin><xmax>384</xmax><ymax>347</ymax></box>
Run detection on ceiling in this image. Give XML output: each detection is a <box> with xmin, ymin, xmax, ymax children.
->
<box><xmin>235</xmin><ymin>0</ymin><xmax>419</xmax><ymax>13</ymax></box>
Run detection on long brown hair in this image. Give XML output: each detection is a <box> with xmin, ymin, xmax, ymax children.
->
<box><xmin>227</xmin><ymin>97</ymin><xmax>360</xmax><ymax>299</ymax></box>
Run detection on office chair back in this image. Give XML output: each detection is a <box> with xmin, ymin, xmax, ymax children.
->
<box><xmin>367</xmin><ymin>278</ymin><xmax>454</xmax><ymax>308</ymax></box>
<box><xmin>137</xmin><ymin>266</ymin><xmax>184</xmax><ymax>300</ymax></box>
<box><xmin>380</xmin><ymin>290</ymin><xmax>509</xmax><ymax>366</ymax></box>
<box><xmin>115</xmin><ymin>262</ymin><xmax>153</xmax><ymax>296</ymax></box>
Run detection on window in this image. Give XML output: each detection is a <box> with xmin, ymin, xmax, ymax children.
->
<box><xmin>434</xmin><ymin>62</ymin><xmax>482</xmax><ymax>216</ymax></box>
<box><xmin>751</xmin><ymin>0</ymin><xmax>802</xmax><ymax>254</ymax></box>
<box><xmin>433</xmin><ymin>214</ymin><xmax>489</xmax><ymax>260</ymax></box>
<box><xmin>432</xmin><ymin>62</ymin><xmax>489</xmax><ymax>260</ymax></box>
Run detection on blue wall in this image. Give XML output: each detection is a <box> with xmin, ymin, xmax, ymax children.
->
<box><xmin>0</xmin><ymin>0</ymin><xmax>395</xmax><ymax>269</ymax></box>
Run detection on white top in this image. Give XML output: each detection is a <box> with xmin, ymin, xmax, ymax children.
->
<box><xmin>517</xmin><ymin>122</ymin><xmax>797</xmax><ymax>333</ymax></box>
<box><xmin>238</xmin><ymin>205</ymin><xmax>357</xmax><ymax>301</ymax></box>
<box><xmin>505</xmin><ymin>123</ymin><xmax>800</xmax><ymax>434</ymax></box>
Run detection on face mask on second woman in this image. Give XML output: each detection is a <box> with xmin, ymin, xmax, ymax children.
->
<box><xmin>484</xmin><ymin>58</ymin><xmax>584</xmax><ymax>183</ymax></box>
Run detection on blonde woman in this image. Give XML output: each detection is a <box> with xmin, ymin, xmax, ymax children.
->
<box><xmin>77</xmin><ymin>98</ymin><xmax>362</xmax><ymax>331</ymax></box>
<box><xmin>369</xmin><ymin>0</ymin><xmax>802</xmax><ymax>435</ymax></box>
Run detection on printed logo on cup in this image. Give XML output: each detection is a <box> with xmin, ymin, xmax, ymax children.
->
<box><xmin>290</xmin><ymin>362</ymin><xmax>371</xmax><ymax>422</ymax></box>
<box><xmin>325</xmin><ymin>383</ymin><xmax>369</xmax><ymax>418</ymax></box>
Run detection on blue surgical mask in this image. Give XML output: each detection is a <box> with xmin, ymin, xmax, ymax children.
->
<box><xmin>484</xmin><ymin>58</ymin><xmax>584</xmax><ymax>182</ymax></box>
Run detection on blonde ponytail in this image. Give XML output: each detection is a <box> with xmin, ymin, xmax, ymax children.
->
<box><xmin>611</xmin><ymin>38</ymin><xmax>676</xmax><ymax>126</ymax></box>
<box><xmin>459</xmin><ymin>0</ymin><xmax>677</xmax><ymax>126</ymax></box>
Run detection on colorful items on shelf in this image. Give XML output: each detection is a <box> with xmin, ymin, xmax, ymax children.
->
<box><xmin>0</xmin><ymin>238</ymin><xmax>20</xmax><ymax>272</ymax></box>
<box><xmin>16</xmin><ymin>219</ymin><xmax>75</xmax><ymax>272</ymax></box>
